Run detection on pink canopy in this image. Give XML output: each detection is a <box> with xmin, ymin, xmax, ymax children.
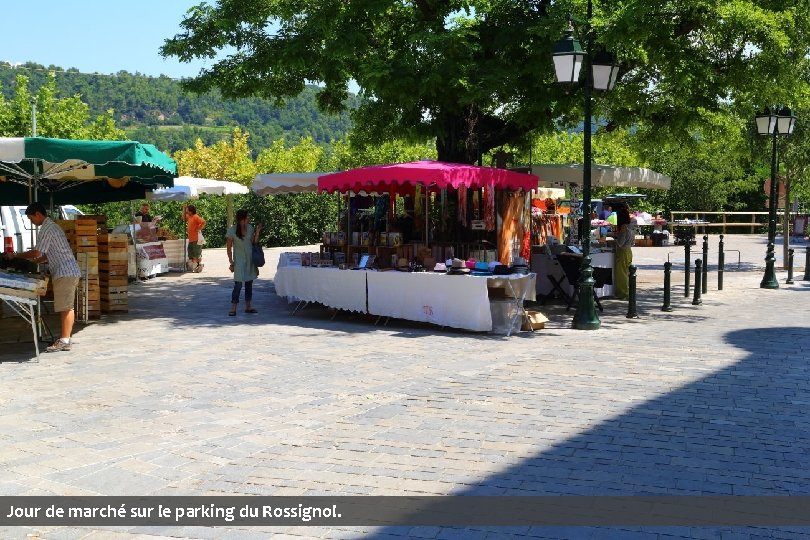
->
<box><xmin>318</xmin><ymin>160</ymin><xmax>538</xmax><ymax>194</ymax></box>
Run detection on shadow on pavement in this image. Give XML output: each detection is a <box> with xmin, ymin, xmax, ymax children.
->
<box><xmin>360</xmin><ymin>326</ymin><xmax>810</xmax><ymax>540</ymax></box>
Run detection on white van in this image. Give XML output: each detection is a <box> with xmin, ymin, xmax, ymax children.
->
<box><xmin>0</xmin><ymin>205</ymin><xmax>84</xmax><ymax>252</ymax></box>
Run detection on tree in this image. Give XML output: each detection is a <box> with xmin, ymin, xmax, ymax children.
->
<box><xmin>0</xmin><ymin>73</ymin><xmax>123</xmax><ymax>139</ymax></box>
<box><xmin>172</xmin><ymin>127</ymin><xmax>257</xmax><ymax>184</ymax></box>
<box><xmin>255</xmin><ymin>136</ymin><xmax>324</xmax><ymax>174</ymax></box>
<box><xmin>162</xmin><ymin>1</ymin><xmax>810</xmax><ymax>164</ymax></box>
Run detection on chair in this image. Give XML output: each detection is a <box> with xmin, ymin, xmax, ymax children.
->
<box><xmin>555</xmin><ymin>252</ymin><xmax>603</xmax><ymax>312</ymax></box>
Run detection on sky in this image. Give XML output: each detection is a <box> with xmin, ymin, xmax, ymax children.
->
<box><xmin>2</xmin><ymin>0</ymin><xmax>217</xmax><ymax>79</ymax></box>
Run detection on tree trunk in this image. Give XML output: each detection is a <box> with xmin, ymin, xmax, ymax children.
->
<box><xmin>436</xmin><ymin>110</ymin><xmax>480</xmax><ymax>164</ymax></box>
<box><xmin>434</xmin><ymin>107</ymin><xmax>525</xmax><ymax>165</ymax></box>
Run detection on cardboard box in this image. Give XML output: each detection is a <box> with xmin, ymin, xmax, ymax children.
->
<box><xmin>522</xmin><ymin>310</ymin><xmax>549</xmax><ymax>331</ymax></box>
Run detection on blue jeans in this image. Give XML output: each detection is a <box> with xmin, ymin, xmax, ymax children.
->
<box><xmin>231</xmin><ymin>280</ymin><xmax>253</xmax><ymax>305</ymax></box>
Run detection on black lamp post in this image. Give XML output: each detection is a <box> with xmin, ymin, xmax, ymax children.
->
<box><xmin>552</xmin><ymin>0</ymin><xmax>619</xmax><ymax>330</ymax></box>
<box><xmin>755</xmin><ymin>106</ymin><xmax>796</xmax><ymax>289</ymax></box>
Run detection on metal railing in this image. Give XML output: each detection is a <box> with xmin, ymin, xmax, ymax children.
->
<box><xmin>669</xmin><ymin>211</ymin><xmax>801</xmax><ymax>235</ymax></box>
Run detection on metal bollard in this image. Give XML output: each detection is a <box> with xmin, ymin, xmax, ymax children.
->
<box><xmin>692</xmin><ymin>259</ymin><xmax>703</xmax><ymax>306</ymax></box>
<box><xmin>718</xmin><ymin>235</ymin><xmax>725</xmax><ymax>291</ymax></box>
<box><xmin>701</xmin><ymin>235</ymin><xmax>709</xmax><ymax>294</ymax></box>
<box><xmin>804</xmin><ymin>246</ymin><xmax>810</xmax><ymax>281</ymax></box>
<box><xmin>662</xmin><ymin>261</ymin><xmax>673</xmax><ymax>312</ymax></box>
<box><xmin>787</xmin><ymin>248</ymin><xmax>795</xmax><ymax>284</ymax></box>
<box><xmin>684</xmin><ymin>240</ymin><xmax>691</xmax><ymax>297</ymax></box>
<box><xmin>627</xmin><ymin>265</ymin><xmax>639</xmax><ymax>318</ymax></box>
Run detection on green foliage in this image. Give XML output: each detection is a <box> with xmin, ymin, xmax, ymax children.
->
<box><xmin>0</xmin><ymin>72</ymin><xmax>124</xmax><ymax>139</ymax></box>
<box><xmin>173</xmin><ymin>128</ymin><xmax>257</xmax><ymax>183</ymax></box>
<box><xmin>0</xmin><ymin>62</ymin><xmax>355</xmax><ymax>154</ymax></box>
<box><xmin>161</xmin><ymin>0</ymin><xmax>810</xmax><ymax>164</ymax></box>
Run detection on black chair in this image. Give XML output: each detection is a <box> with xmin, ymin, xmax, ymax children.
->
<box><xmin>544</xmin><ymin>272</ymin><xmax>571</xmax><ymax>304</ymax></box>
<box><xmin>556</xmin><ymin>252</ymin><xmax>604</xmax><ymax>312</ymax></box>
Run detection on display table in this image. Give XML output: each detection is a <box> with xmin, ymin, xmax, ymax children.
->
<box><xmin>274</xmin><ymin>266</ymin><xmax>368</xmax><ymax>313</ymax></box>
<box><xmin>135</xmin><ymin>241</ymin><xmax>169</xmax><ymax>278</ymax></box>
<box><xmin>274</xmin><ymin>266</ymin><xmax>536</xmax><ymax>333</ymax></box>
<box><xmin>367</xmin><ymin>271</ymin><xmax>490</xmax><ymax>331</ymax></box>
<box><xmin>0</xmin><ymin>271</ymin><xmax>49</xmax><ymax>360</ymax></box>
<box><xmin>368</xmin><ymin>272</ymin><xmax>536</xmax><ymax>332</ymax></box>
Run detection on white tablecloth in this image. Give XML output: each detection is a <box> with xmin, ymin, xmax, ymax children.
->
<box><xmin>367</xmin><ymin>271</ymin><xmax>491</xmax><ymax>331</ymax></box>
<box><xmin>366</xmin><ymin>272</ymin><xmax>536</xmax><ymax>332</ymax></box>
<box><xmin>274</xmin><ymin>266</ymin><xmax>368</xmax><ymax>313</ymax></box>
<box><xmin>274</xmin><ymin>267</ymin><xmax>536</xmax><ymax>332</ymax></box>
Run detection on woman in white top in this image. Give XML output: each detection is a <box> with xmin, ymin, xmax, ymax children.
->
<box><xmin>226</xmin><ymin>209</ymin><xmax>261</xmax><ymax>316</ymax></box>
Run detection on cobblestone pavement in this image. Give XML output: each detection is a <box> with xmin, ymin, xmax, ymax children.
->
<box><xmin>1</xmin><ymin>234</ymin><xmax>809</xmax><ymax>539</ymax></box>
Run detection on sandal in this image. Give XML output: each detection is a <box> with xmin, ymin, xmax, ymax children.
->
<box><xmin>245</xmin><ymin>308</ymin><xmax>258</xmax><ymax>314</ymax></box>
<box><xmin>228</xmin><ymin>310</ymin><xmax>236</xmax><ymax>316</ymax></box>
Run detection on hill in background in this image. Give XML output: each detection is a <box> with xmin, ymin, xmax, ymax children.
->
<box><xmin>0</xmin><ymin>62</ymin><xmax>356</xmax><ymax>155</ymax></box>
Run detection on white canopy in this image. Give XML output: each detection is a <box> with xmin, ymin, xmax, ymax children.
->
<box><xmin>531</xmin><ymin>187</ymin><xmax>567</xmax><ymax>199</ymax></box>
<box><xmin>148</xmin><ymin>176</ymin><xmax>248</xmax><ymax>201</ymax></box>
<box><xmin>252</xmin><ymin>172</ymin><xmax>322</xmax><ymax>195</ymax></box>
<box><xmin>532</xmin><ymin>164</ymin><xmax>671</xmax><ymax>191</ymax></box>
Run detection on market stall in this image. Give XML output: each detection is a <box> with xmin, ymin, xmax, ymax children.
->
<box><xmin>318</xmin><ymin>160</ymin><xmax>539</xmax><ymax>268</ymax></box>
<box><xmin>272</xmin><ymin>162</ymin><xmax>540</xmax><ymax>334</ymax></box>
<box><xmin>148</xmin><ymin>176</ymin><xmax>249</xmax><ymax>271</ymax></box>
<box><xmin>527</xmin><ymin>164</ymin><xmax>671</xmax><ymax>299</ymax></box>
<box><xmin>0</xmin><ymin>136</ymin><xmax>176</xmax><ymax>207</ymax></box>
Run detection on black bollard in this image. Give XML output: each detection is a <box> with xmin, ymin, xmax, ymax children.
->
<box><xmin>701</xmin><ymin>235</ymin><xmax>709</xmax><ymax>294</ymax></box>
<box><xmin>692</xmin><ymin>259</ymin><xmax>703</xmax><ymax>306</ymax></box>
<box><xmin>718</xmin><ymin>235</ymin><xmax>725</xmax><ymax>291</ymax></box>
<box><xmin>787</xmin><ymin>248</ymin><xmax>795</xmax><ymax>284</ymax></box>
<box><xmin>627</xmin><ymin>265</ymin><xmax>639</xmax><ymax>319</ymax></box>
<box><xmin>684</xmin><ymin>240</ymin><xmax>691</xmax><ymax>297</ymax></box>
<box><xmin>804</xmin><ymin>246</ymin><xmax>810</xmax><ymax>281</ymax></box>
<box><xmin>662</xmin><ymin>261</ymin><xmax>673</xmax><ymax>312</ymax></box>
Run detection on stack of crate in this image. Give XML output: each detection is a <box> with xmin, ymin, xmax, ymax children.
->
<box><xmin>75</xmin><ymin>217</ymin><xmax>101</xmax><ymax>318</ymax></box>
<box><xmin>56</xmin><ymin>217</ymin><xmax>100</xmax><ymax>318</ymax></box>
<box><xmin>98</xmin><ymin>233</ymin><xmax>129</xmax><ymax>314</ymax></box>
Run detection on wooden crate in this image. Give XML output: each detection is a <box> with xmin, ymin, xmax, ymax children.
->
<box><xmin>98</xmin><ymin>233</ymin><xmax>129</xmax><ymax>251</ymax></box>
<box><xmin>99</xmin><ymin>251</ymin><xmax>129</xmax><ymax>262</ymax></box>
<box><xmin>55</xmin><ymin>220</ymin><xmax>76</xmax><ymax>232</ymax></box>
<box><xmin>99</xmin><ymin>266</ymin><xmax>128</xmax><ymax>278</ymax></box>
<box><xmin>99</xmin><ymin>276</ymin><xmax>128</xmax><ymax>287</ymax></box>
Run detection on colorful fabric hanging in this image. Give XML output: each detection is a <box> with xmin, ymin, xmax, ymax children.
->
<box><xmin>484</xmin><ymin>185</ymin><xmax>496</xmax><ymax>231</ymax></box>
<box><xmin>458</xmin><ymin>186</ymin><xmax>467</xmax><ymax>226</ymax></box>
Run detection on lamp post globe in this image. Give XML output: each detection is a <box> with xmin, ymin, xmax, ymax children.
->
<box><xmin>756</xmin><ymin>106</ymin><xmax>796</xmax><ymax>289</ymax></box>
<box><xmin>552</xmin><ymin>0</ymin><xmax>619</xmax><ymax>330</ymax></box>
<box><xmin>552</xmin><ymin>28</ymin><xmax>584</xmax><ymax>84</ymax></box>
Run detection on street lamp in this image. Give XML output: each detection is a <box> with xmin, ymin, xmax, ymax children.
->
<box><xmin>552</xmin><ymin>1</ymin><xmax>620</xmax><ymax>329</ymax></box>
<box><xmin>755</xmin><ymin>106</ymin><xmax>797</xmax><ymax>289</ymax></box>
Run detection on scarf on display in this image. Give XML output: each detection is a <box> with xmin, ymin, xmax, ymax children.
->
<box><xmin>484</xmin><ymin>185</ymin><xmax>496</xmax><ymax>231</ymax></box>
<box><xmin>457</xmin><ymin>186</ymin><xmax>467</xmax><ymax>226</ymax></box>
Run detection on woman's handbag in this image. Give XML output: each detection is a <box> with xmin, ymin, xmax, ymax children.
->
<box><xmin>252</xmin><ymin>243</ymin><xmax>266</xmax><ymax>267</ymax></box>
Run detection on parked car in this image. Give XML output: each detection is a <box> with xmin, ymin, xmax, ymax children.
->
<box><xmin>0</xmin><ymin>205</ymin><xmax>84</xmax><ymax>252</ymax></box>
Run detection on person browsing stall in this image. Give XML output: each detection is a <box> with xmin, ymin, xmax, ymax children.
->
<box><xmin>134</xmin><ymin>202</ymin><xmax>161</xmax><ymax>224</ymax></box>
<box><xmin>183</xmin><ymin>204</ymin><xmax>206</xmax><ymax>272</ymax></box>
<box><xmin>3</xmin><ymin>202</ymin><xmax>81</xmax><ymax>352</ymax></box>
<box><xmin>226</xmin><ymin>209</ymin><xmax>261</xmax><ymax>316</ymax></box>
<box><xmin>613</xmin><ymin>206</ymin><xmax>635</xmax><ymax>300</ymax></box>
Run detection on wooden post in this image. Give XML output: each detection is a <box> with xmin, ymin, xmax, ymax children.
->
<box><xmin>722</xmin><ymin>213</ymin><xmax>726</xmax><ymax>236</ymax></box>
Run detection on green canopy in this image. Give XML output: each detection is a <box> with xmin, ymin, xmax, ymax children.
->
<box><xmin>0</xmin><ymin>136</ymin><xmax>177</xmax><ymax>206</ymax></box>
